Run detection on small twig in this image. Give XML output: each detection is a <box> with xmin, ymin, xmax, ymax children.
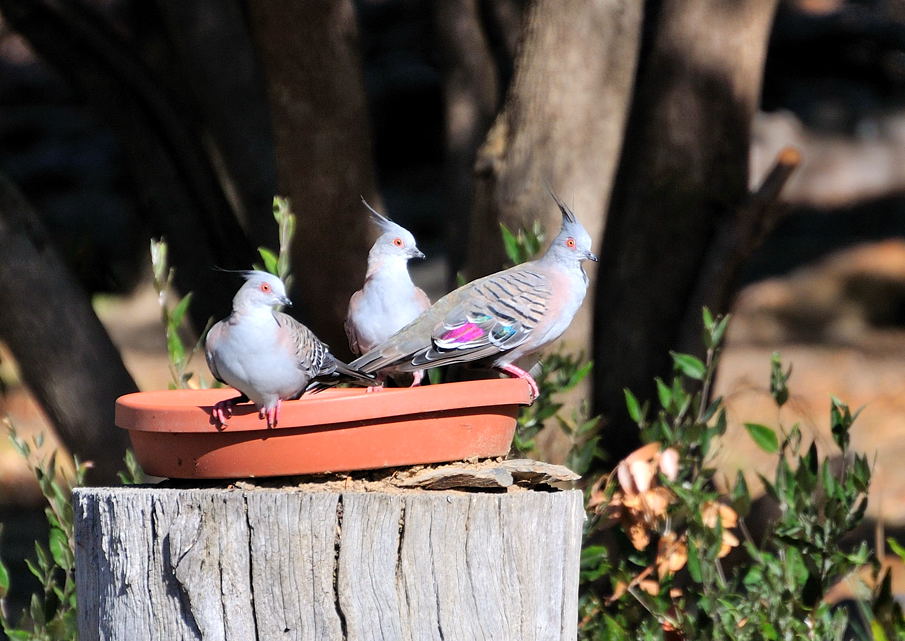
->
<box><xmin>676</xmin><ymin>146</ymin><xmax>802</xmax><ymax>360</ymax></box>
<box><xmin>743</xmin><ymin>146</ymin><xmax>802</xmax><ymax>251</ymax></box>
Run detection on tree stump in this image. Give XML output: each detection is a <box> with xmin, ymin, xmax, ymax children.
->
<box><xmin>74</xmin><ymin>486</ymin><xmax>584</xmax><ymax>640</ymax></box>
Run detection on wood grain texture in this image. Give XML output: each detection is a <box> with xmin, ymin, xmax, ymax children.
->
<box><xmin>75</xmin><ymin>487</ymin><xmax>584</xmax><ymax>641</ymax></box>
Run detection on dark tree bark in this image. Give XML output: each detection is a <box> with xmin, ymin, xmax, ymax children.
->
<box><xmin>0</xmin><ymin>174</ymin><xmax>136</xmax><ymax>484</ymax></box>
<box><xmin>465</xmin><ymin>0</ymin><xmax>643</xmax><ymax>444</ymax></box>
<box><xmin>0</xmin><ymin>0</ymin><xmax>259</xmax><ymax>330</ymax></box>
<box><xmin>246</xmin><ymin>0</ymin><xmax>380</xmax><ymax>356</ymax></box>
<box><xmin>154</xmin><ymin>0</ymin><xmax>278</xmax><ymax>251</ymax></box>
<box><xmin>467</xmin><ymin>0</ymin><xmax>643</xmax><ymax>282</ymax></box>
<box><xmin>433</xmin><ymin>0</ymin><xmax>501</xmax><ymax>277</ymax></box>
<box><xmin>592</xmin><ymin>0</ymin><xmax>780</xmax><ymax>463</ymax></box>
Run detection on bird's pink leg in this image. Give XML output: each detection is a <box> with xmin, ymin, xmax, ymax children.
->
<box><xmin>496</xmin><ymin>363</ymin><xmax>539</xmax><ymax>401</ymax></box>
<box><xmin>211</xmin><ymin>394</ymin><xmax>246</xmax><ymax>428</ymax></box>
<box><xmin>409</xmin><ymin>371</ymin><xmax>423</xmax><ymax>387</ymax></box>
<box><xmin>262</xmin><ymin>400</ymin><xmax>282</xmax><ymax>428</ymax></box>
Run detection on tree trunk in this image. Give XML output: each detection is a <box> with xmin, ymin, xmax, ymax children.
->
<box><xmin>154</xmin><ymin>0</ymin><xmax>279</xmax><ymax>250</ymax></box>
<box><xmin>0</xmin><ymin>0</ymin><xmax>258</xmax><ymax>330</ymax></box>
<box><xmin>592</xmin><ymin>0</ymin><xmax>780</xmax><ymax>463</ymax></box>
<box><xmin>246</xmin><ymin>1</ymin><xmax>381</xmax><ymax>356</ymax></box>
<box><xmin>433</xmin><ymin>0</ymin><xmax>501</xmax><ymax>278</ymax></box>
<box><xmin>75</xmin><ymin>486</ymin><xmax>584</xmax><ymax>640</ymax></box>
<box><xmin>465</xmin><ymin>0</ymin><xmax>643</xmax><ymax>454</ymax></box>
<box><xmin>0</xmin><ymin>174</ymin><xmax>135</xmax><ymax>484</ymax></box>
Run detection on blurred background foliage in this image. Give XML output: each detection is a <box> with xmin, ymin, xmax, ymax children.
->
<box><xmin>1</xmin><ymin>0</ymin><xmax>905</xmax><ymax>630</ymax></box>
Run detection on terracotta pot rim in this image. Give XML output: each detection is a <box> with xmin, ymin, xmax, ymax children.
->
<box><xmin>116</xmin><ymin>378</ymin><xmax>532</xmax><ymax>434</ymax></box>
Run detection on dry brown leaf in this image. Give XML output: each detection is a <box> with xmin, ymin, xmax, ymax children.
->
<box><xmin>628</xmin><ymin>520</ymin><xmax>651</xmax><ymax>550</ymax></box>
<box><xmin>624</xmin><ymin>441</ymin><xmax>662</xmax><ymax>465</ymax></box>
<box><xmin>656</xmin><ymin>532</ymin><xmax>689</xmax><ymax>579</ymax></box>
<box><xmin>659</xmin><ymin>448</ymin><xmax>679</xmax><ymax>481</ymax></box>
<box><xmin>638</xmin><ymin>579</ymin><xmax>660</xmax><ymax>595</ymax></box>
<box><xmin>630</xmin><ymin>459</ymin><xmax>655</xmax><ymax>493</ymax></box>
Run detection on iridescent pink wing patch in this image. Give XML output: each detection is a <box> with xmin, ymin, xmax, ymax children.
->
<box><xmin>439</xmin><ymin>323</ymin><xmax>485</xmax><ymax>344</ymax></box>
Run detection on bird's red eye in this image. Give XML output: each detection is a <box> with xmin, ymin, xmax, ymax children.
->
<box><xmin>260</xmin><ymin>283</ymin><xmax>271</xmax><ymax>293</ymax></box>
<box><xmin>566</xmin><ymin>238</ymin><xmax>576</xmax><ymax>249</ymax></box>
<box><xmin>393</xmin><ymin>238</ymin><xmax>404</xmax><ymax>247</ymax></box>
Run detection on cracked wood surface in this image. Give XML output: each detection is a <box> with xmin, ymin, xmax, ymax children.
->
<box><xmin>75</xmin><ymin>487</ymin><xmax>584</xmax><ymax>641</ymax></box>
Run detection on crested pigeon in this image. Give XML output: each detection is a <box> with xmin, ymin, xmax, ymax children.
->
<box><xmin>345</xmin><ymin>199</ymin><xmax>431</xmax><ymax>387</ymax></box>
<box><xmin>205</xmin><ymin>270</ymin><xmax>373</xmax><ymax>427</ymax></box>
<box><xmin>348</xmin><ymin>190</ymin><xmax>597</xmax><ymax>400</ymax></box>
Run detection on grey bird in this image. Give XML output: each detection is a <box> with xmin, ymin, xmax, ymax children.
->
<box><xmin>348</xmin><ymin>190</ymin><xmax>597</xmax><ymax>400</ymax></box>
<box><xmin>345</xmin><ymin>199</ymin><xmax>431</xmax><ymax>387</ymax></box>
<box><xmin>205</xmin><ymin>271</ymin><xmax>373</xmax><ymax>427</ymax></box>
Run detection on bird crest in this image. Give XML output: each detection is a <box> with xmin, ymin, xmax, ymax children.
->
<box><xmin>546</xmin><ymin>185</ymin><xmax>578</xmax><ymax>225</ymax></box>
<box><xmin>361</xmin><ymin>197</ymin><xmax>406</xmax><ymax>237</ymax></box>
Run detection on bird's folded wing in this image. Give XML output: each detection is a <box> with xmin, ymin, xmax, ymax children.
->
<box><xmin>401</xmin><ymin>267</ymin><xmax>552</xmax><ymax>370</ymax></box>
<box><xmin>344</xmin><ymin>289</ymin><xmax>364</xmax><ymax>356</ymax></box>
<box><xmin>275</xmin><ymin>312</ymin><xmax>333</xmax><ymax>377</ymax></box>
<box><xmin>204</xmin><ymin>320</ymin><xmax>227</xmax><ymax>384</ymax></box>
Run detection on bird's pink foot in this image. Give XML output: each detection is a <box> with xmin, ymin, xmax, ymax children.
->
<box><xmin>211</xmin><ymin>396</ymin><xmax>245</xmax><ymax>428</ymax></box>
<box><xmin>260</xmin><ymin>400</ymin><xmax>282</xmax><ymax>428</ymax></box>
<box><xmin>409</xmin><ymin>371</ymin><xmax>424</xmax><ymax>387</ymax></box>
<box><xmin>496</xmin><ymin>363</ymin><xmax>540</xmax><ymax>401</ymax></box>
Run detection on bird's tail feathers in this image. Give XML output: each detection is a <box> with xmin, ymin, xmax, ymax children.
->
<box><xmin>333</xmin><ymin>360</ymin><xmax>379</xmax><ymax>386</ymax></box>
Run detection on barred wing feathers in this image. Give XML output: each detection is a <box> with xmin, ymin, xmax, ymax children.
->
<box><xmin>350</xmin><ymin>264</ymin><xmax>552</xmax><ymax>374</ymax></box>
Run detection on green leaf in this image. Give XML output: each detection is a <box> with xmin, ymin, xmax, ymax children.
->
<box><xmin>743</xmin><ymin>565</ymin><xmax>763</xmax><ymax>587</ymax></box>
<box><xmin>562</xmin><ymin>361</ymin><xmax>593</xmax><ymax>391</ymax></box>
<box><xmin>29</xmin><ymin>592</ymin><xmax>45</xmax><ymax>627</ymax></box>
<box><xmin>871</xmin><ymin>620</ymin><xmax>890</xmax><ymax>641</ymax></box>
<box><xmin>33</xmin><ymin>541</ymin><xmax>50</xmax><ymax>573</ymax></box>
<box><xmin>655</xmin><ymin>377</ymin><xmax>672</xmax><ymax>410</ymax></box>
<box><xmin>257</xmin><ymin>247</ymin><xmax>279</xmax><ymax>276</ymax></box>
<box><xmin>0</xmin><ymin>561</ymin><xmax>9</xmax><ymax>600</ymax></box>
<box><xmin>169</xmin><ymin>292</ymin><xmax>193</xmax><ymax>329</ymax></box>
<box><xmin>702</xmin><ymin>306</ymin><xmax>714</xmax><ymax>331</ymax></box>
<box><xmin>577</xmin><ymin>416</ymin><xmax>600</xmax><ymax>435</ymax></box>
<box><xmin>567</xmin><ymin>437</ymin><xmax>599</xmax><ymax>476</ymax></box>
<box><xmin>686</xmin><ymin>537</ymin><xmax>702</xmax><ymax>582</ymax></box>
<box><xmin>623</xmin><ymin>388</ymin><xmax>642</xmax><ymax>424</ymax></box>
<box><xmin>499</xmin><ymin>223</ymin><xmax>520</xmax><ymax>264</ymax></box>
<box><xmin>744</xmin><ymin>423</ymin><xmax>779</xmax><ymax>453</ymax></box>
<box><xmin>49</xmin><ymin>527</ymin><xmax>71</xmax><ymax>571</ymax></box>
<box><xmin>670</xmin><ymin>351</ymin><xmax>706</xmax><ymax>380</ymax></box>
<box><xmin>24</xmin><ymin>557</ymin><xmax>42</xmax><ymax>582</ymax></box>
<box><xmin>711</xmin><ymin>315</ymin><xmax>730</xmax><ymax>349</ymax></box>
<box><xmin>770</xmin><ymin>351</ymin><xmax>791</xmax><ymax>407</ymax></box>
<box><xmin>166</xmin><ymin>327</ymin><xmax>186</xmax><ymax>367</ymax></box>
<box><xmin>888</xmin><ymin>537</ymin><xmax>905</xmax><ymax>563</ymax></box>
<box><xmin>730</xmin><ymin>470</ymin><xmax>751</xmax><ymax>517</ymax></box>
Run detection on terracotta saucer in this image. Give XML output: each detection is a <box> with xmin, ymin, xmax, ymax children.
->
<box><xmin>115</xmin><ymin>379</ymin><xmax>532</xmax><ymax>479</ymax></box>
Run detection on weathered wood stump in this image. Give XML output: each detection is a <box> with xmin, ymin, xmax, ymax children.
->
<box><xmin>74</xmin><ymin>484</ymin><xmax>584</xmax><ymax>641</ymax></box>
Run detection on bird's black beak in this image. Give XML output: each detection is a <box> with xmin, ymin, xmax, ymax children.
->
<box><xmin>280</xmin><ymin>296</ymin><xmax>293</xmax><ymax>307</ymax></box>
<box><xmin>585</xmin><ymin>250</ymin><xmax>599</xmax><ymax>262</ymax></box>
<box><xmin>410</xmin><ymin>248</ymin><xmax>426</xmax><ymax>260</ymax></box>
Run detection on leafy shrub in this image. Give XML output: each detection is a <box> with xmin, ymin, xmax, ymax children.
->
<box><xmin>578</xmin><ymin>309</ymin><xmax>903</xmax><ymax>640</ymax></box>
<box><xmin>0</xmin><ymin>428</ymin><xmax>87</xmax><ymax>641</ymax></box>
